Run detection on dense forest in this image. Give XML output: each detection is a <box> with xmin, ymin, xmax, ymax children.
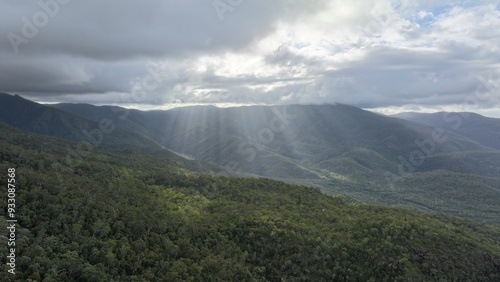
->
<box><xmin>1</xmin><ymin>122</ymin><xmax>500</xmax><ymax>281</ymax></box>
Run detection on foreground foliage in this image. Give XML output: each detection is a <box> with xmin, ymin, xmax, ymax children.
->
<box><xmin>1</xmin><ymin>123</ymin><xmax>500</xmax><ymax>281</ymax></box>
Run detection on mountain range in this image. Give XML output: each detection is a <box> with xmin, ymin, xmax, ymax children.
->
<box><xmin>1</xmin><ymin>93</ymin><xmax>500</xmax><ymax>223</ymax></box>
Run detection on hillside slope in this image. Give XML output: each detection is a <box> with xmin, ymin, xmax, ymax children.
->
<box><xmin>1</xmin><ymin>122</ymin><xmax>500</xmax><ymax>281</ymax></box>
<box><xmin>0</xmin><ymin>93</ymin><xmax>159</xmax><ymax>150</ymax></box>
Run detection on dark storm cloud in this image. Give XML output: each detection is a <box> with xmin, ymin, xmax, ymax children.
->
<box><xmin>1</xmin><ymin>0</ymin><xmax>328</xmax><ymax>59</ymax></box>
<box><xmin>0</xmin><ymin>0</ymin><xmax>328</xmax><ymax>98</ymax></box>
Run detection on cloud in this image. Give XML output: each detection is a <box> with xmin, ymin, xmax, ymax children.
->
<box><xmin>0</xmin><ymin>0</ymin><xmax>329</xmax><ymax>59</ymax></box>
<box><xmin>1</xmin><ymin>0</ymin><xmax>499</xmax><ymax>115</ymax></box>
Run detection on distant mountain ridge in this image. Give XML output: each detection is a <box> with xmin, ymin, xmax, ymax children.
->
<box><xmin>393</xmin><ymin>111</ymin><xmax>500</xmax><ymax>150</ymax></box>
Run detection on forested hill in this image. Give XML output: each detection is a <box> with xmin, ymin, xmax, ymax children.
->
<box><xmin>52</xmin><ymin>102</ymin><xmax>492</xmax><ymax>180</ymax></box>
<box><xmin>1</xmin><ymin>122</ymin><xmax>500</xmax><ymax>281</ymax></box>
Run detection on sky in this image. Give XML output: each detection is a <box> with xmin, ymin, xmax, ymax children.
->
<box><xmin>1</xmin><ymin>0</ymin><xmax>500</xmax><ymax>117</ymax></box>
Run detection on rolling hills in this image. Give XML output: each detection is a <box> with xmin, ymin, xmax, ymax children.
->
<box><xmin>51</xmin><ymin>102</ymin><xmax>496</xmax><ymax>178</ymax></box>
<box><xmin>0</xmin><ymin>93</ymin><xmax>220</xmax><ymax>174</ymax></box>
